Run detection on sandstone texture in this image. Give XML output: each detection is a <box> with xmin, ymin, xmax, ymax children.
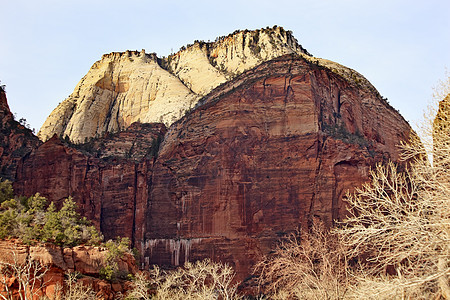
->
<box><xmin>38</xmin><ymin>27</ymin><xmax>313</xmax><ymax>143</ymax></box>
<box><xmin>142</xmin><ymin>54</ymin><xmax>412</xmax><ymax>279</ymax></box>
<box><xmin>0</xmin><ymin>239</ymin><xmax>136</xmax><ymax>299</ymax></box>
<box><xmin>16</xmin><ymin>53</ymin><xmax>412</xmax><ymax>280</ymax></box>
<box><xmin>39</xmin><ymin>51</ymin><xmax>193</xmax><ymax>143</ymax></box>
<box><xmin>0</xmin><ymin>89</ymin><xmax>41</xmax><ymax>181</ymax></box>
<box><xmin>15</xmin><ymin>122</ymin><xmax>166</xmax><ymax>244</ymax></box>
<box><xmin>167</xmin><ymin>26</ymin><xmax>308</xmax><ymax>96</ymax></box>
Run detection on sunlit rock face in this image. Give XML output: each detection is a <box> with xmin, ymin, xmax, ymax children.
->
<box><xmin>38</xmin><ymin>51</ymin><xmax>196</xmax><ymax>144</ymax></box>
<box><xmin>166</xmin><ymin>26</ymin><xmax>308</xmax><ymax>96</ymax></box>
<box><xmin>17</xmin><ymin>54</ymin><xmax>412</xmax><ymax>280</ymax></box>
<box><xmin>38</xmin><ymin>26</ymin><xmax>310</xmax><ymax>143</ymax></box>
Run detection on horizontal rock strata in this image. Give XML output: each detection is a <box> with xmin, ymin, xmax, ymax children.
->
<box><xmin>142</xmin><ymin>54</ymin><xmax>412</xmax><ymax>279</ymax></box>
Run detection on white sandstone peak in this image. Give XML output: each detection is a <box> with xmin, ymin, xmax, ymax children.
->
<box><xmin>38</xmin><ymin>26</ymin><xmax>313</xmax><ymax>143</ymax></box>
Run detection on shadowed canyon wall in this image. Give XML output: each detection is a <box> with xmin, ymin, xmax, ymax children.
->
<box><xmin>0</xmin><ymin>89</ymin><xmax>41</xmax><ymax>181</ymax></box>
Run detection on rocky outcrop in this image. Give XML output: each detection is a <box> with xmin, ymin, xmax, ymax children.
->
<box><xmin>16</xmin><ymin>53</ymin><xmax>412</xmax><ymax>280</ymax></box>
<box><xmin>0</xmin><ymin>89</ymin><xmax>41</xmax><ymax>181</ymax></box>
<box><xmin>37</xmin><ymin>27</ymin><xmax>314</xmax><ymax>143</ymax></box>
<box><xmin>15</xmin><ymin>123</ymin><xmax>166</xmax><ymax>244</ymax></box>
<box><xmin>167</xmin><ymin>26</ymin><xmax>309</xmax><ymax>96</ymax></box>
<box><xmin>0</xmin><ymin>240</ymin><xmax>136</xmax><ymax>299</ymax></box>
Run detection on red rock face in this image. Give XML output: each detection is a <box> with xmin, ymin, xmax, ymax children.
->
<box><xmin>14</xmin><ymin>123</ymin><xmax>166</xmax><ymax>244</ymax></box>
<box><xmin>14</xmin><ymin>55</ymin><xmax>412</xmax><ymax>281</ymax></box>
<box><xmin>0</xmin><ymin>90</ymin><xmax>41</xmax><ymax>181</ymax></box>
<box><xmin>143</xmin><ymin>55</ymin><xmax>412</xmax><ymax>279</ymax></box>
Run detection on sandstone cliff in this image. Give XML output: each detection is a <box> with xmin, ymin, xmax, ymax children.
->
<box><xmin>143</xmin><ymin>54</ymin><xmax>411</xmax><ymax>279</ymax></box>
<box><xmin>16</xmin><ymin>53</ymin><xmax>412</xmax><ymax>280</ymax></box>
<box><xmin>166</xmin><ymin>26</ymin><xmax>309</xmax><ymax>95</ymax></box>
<box><xmin>0</xmin><ymin>89</ymin><xmax>41</xmax><ymax>181</ymax></box>
<box><xmin>15</xmin><ymin>122</ymin><xmax>166</xmax><ymax>244</ymax></box>
<box><xmin>38</xmin><ymin>26</ymin><xmax>330</xmax><ymax>143</ymax></box>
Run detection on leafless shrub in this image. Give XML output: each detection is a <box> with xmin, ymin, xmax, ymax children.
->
<box><xmin>254</xmin><ymin>219</ymin><xmax>351</xmax><ymax>300</ymax></box>
<box><xmin>57</xmin><ymin>272</ymin><xmax>96</xmax><ymax>300</ymax></box>
<box><xmin>126</xmin><ymin>259</ymin><xmax>240</xmax><ymax>300</ymax></box>
<box><xmin>125</xmin><ymin>272</ymin><xmax>151</xmax><ymax>300</ymax></box>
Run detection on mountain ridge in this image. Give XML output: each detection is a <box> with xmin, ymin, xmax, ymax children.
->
<box><xmin>38</xmin><ymin>26</ymin><xmax>378</xmax><ymax>143</ymax></box>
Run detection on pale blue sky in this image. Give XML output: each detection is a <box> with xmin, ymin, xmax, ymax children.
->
<box><xmin>1</xmin><ymin>0</ymin><xmax>449</xmax><ymax>132</ymax></box>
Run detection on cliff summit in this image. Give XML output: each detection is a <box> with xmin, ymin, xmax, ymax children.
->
<box><xmin>38</xmin><ymin>26</ymin><xmax>371</xmax><ymax>143</ymax></box>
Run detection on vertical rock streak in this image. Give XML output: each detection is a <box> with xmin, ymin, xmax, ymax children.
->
<box><xmin>143</xmin><ymin>238</ymin><xmax>203</xmax><ymax>266</ymax></box>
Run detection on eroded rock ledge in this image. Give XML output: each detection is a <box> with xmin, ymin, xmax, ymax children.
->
<box><xmin>0</xmin><ymin>240</ymin><xmax>137</xmax><ymax>299</ymax></box>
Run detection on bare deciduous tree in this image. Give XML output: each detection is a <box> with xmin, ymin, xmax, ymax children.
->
<box><xmin>0</xmin><ymin>249</ymin><xmax>48</xmax><ymax>300</ymax></box>
<box><xmin>56</xmin><ymin>272</ymin><xmax>96</xmax><ymax>300</ymax></box>
<box><xmin>337</xmin><ymin>87</ymin><xmax>450</xmax><ymax>299</ymax></box>
<box><xmin>125</xmin><ymin>272</ymin><xmax>152</xmax><ymax>300</ymax></box>
<box><xmin>254</xmin><ymin>219</ymin><xmax>350</xmax><ymax>300</ymax></box>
